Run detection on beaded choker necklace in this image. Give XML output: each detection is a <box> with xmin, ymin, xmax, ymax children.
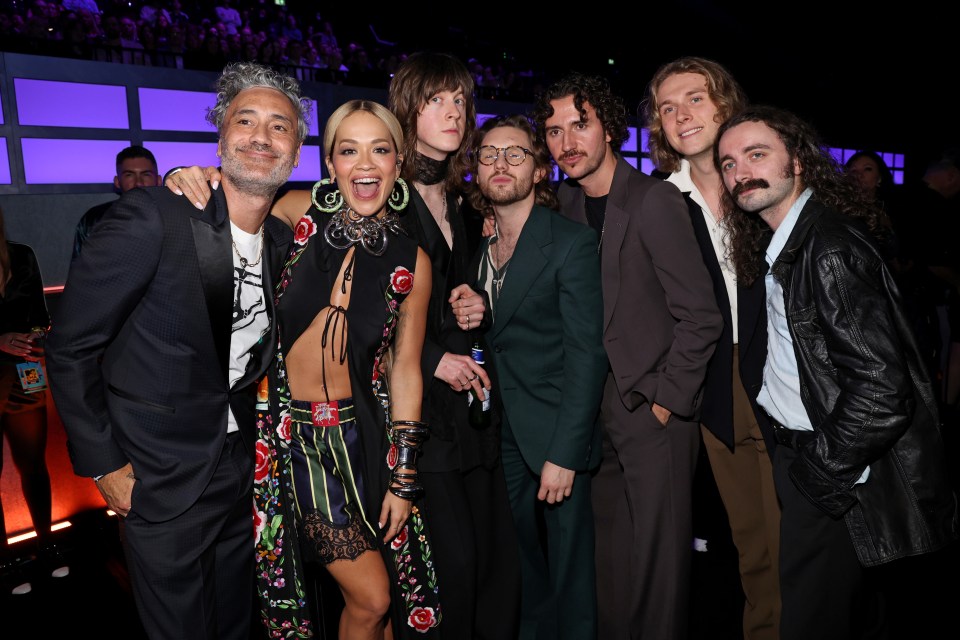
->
<box><xmin>324</xmin><ymin>207</ymin><xmax>403</xmax><ymax>257</ymax></box>
<box><xmin>414</xmin><ymin>152</ymin><xmax>450</xmax><ymax>186</ymax></box>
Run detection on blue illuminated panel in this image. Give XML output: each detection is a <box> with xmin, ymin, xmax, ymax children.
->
<box><xmin>640</xmin><ymin>158</ymin><xmax>656</xmax><ymax>176</ymax></box>
<box><xmin>0</xmin><ymin>86</ymin><xmax>4</xmax><ymax>125</ymax></box>
<box><xmin>15</xmin><ymin>79</ymin><xmax>128</xmax><ymax>129</ymax></box>
<box><xmin>0</xmin><ymin>139</ymin><xmax>9</xmax><ymax>184</ymax></box>
<box><xmin>22</xmin><ymin>139</ymin><xmax>132</xmax><ymax>183</ymax></box>
<box><xmin>144</xmin><ymin>141</ymin><xmax>322</xmax><ymax>183</ymax></box>
<box><xmin>623</xmin><ymin>128</ymin><xmax>638</xmax><ymax>153</ymax></box>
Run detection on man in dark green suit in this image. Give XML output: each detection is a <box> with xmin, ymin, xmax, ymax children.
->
<box><xmin>465</xmin><ymin>114</ymin><xmax>607</xmax><ymax>639</ymax></box>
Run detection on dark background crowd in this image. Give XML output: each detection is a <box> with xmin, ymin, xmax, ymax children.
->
<box><xmin>0</xmin><ymin>0</ymin><xmax>546</xmax><ymax>101</ymax></box>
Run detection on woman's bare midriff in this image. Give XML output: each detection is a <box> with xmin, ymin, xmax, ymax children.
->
<box><xmin>286</xmin><ymin>247</ymin><xmax>355</xmax><ymax>402</ymax></box>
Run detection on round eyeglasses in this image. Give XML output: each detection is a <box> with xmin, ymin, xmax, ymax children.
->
<box><xmin>477</xmin><ymin>146</ymin><xmax>532</xmax><ymax>166</ymax></box>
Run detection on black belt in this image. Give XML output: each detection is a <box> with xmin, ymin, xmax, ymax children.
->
<box><xmin>769</xmin><ymin>419</ymin><xmax>815</xmax><ymax>449</ymax></box>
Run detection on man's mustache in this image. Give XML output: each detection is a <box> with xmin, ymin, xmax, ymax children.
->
<box><xmin>236</xmin><ymin>142</ymin><xmax>280</xmax><ymax>158</ymax></box>
<box><xmin>732</xmin><ymin>179</ymin><xmax>769</xmax><ymax>198</ymax></box>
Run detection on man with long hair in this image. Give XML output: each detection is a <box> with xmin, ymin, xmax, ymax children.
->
<box><xmin>644</xmin><ymin>57</ymin><xmax>780</xmax><ymax>640</ymax></box>
<box><xmin>716</xmin><ymin>105</ymin><xmax>958</xmax><ymax>640</ymax></box>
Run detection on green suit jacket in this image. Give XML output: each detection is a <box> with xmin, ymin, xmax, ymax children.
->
<box><xmin>481</xmin><ymin>205</ymin><xmax>607</xmax><ymax>472</ymax></box>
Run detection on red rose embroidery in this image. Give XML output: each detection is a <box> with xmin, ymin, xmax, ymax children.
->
<box><xmin>254</xmin><ymin>439</ymin><xmax>271</xmax><ymax>483</ymax></box>
<box><xmin>253</xmin><ymin>506</ymin><xmax>266</xmax><ymax>543</ymax></box>
<box><xmin>294</xmin><ymin>215</ymin><xmax>317</xmax><ymax>245</ymax></box>
<box><xmin>407</xmin><ymin>607</ymin><xmax>436</xmax><ymax>632</ymax></box>
<box><xmin>387</xmin><ymin>443</ymin><xmax>398</xmax><ymax>469</ymax></box>
<box><xmin>277</xmin><ymin>414</ymin><xmax>292</xmax><ymax>443</ymax></box>
<box><xmin>390</xmin><ymin>266</ymin><xmax>413</xmax><ymax>294</ymax></box>
<box><xmin>390</xmin><ymin>524</ymin><xmax>408</xmax><ymax>550</ymax></box>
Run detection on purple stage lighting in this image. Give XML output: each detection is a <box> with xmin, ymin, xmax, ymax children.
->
<box><xmin>16</xmin><ymin>79</ymin><xmax>128</xmax><ymax>129</ymax></box>
<box><xmin>22</xmin><ymin>139</ymin><xmax>132</xmax><ymax>183</ymax></box>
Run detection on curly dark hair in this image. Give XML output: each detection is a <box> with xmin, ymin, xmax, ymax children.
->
<box><xmin>530</xmin><ymin>72</ymin><xmax>629</xmax><ymax>152</ymax></box>
<box><xmin>642</xmin><ymin>57</ymin><xmax>748</xmax><ymax>174</ymax></box>
<box><xmin>716</xmin><ymin>105</ymin><xmax>884</xmax><ymax>285</ymax></box>
<box><xmin>387</xmin><ymin>52</ymin><xmax>477</xmax><ymax>193</ymax></box>
<box><xmin>465</xmin><ymin>114</ymin><xmax>559</xmax><ymax>219</ymax></box>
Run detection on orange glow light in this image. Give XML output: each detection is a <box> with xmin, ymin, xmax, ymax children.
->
<box><xmin>6</xmin><ymin>520</ymin><xmax>72</xmax><ymax>545</ymax></box>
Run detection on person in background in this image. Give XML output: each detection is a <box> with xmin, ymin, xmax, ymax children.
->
<box><xmin>467</xmin><ymin>113</ymin><xmax>606</xmax><ymax>640</ymax></box>
<box><xmin>717</xmin><ymin>104</ymin><xmax>958</xmax><ymax>640</ymax></box>
<box><xmin>0</xmin><ymin>206</ymin><xmax>65</xmax><ymax>597</ymax></box>
<box><xmin>46</xmin><ymin>62</ymin><xmax>306</xmax><ymax>639</ymax></box>
<box><xmin>532</xmin><ymin>72</ymin><xmax>722</xmax><ymax>640</ymax></box>
<box><xmin>644</xmin><ymin>56</ymin><xmax>780</xmax><ymax>640</ymax></box>
<box><xmin>72</xmin><ymin>145</ymin><xmax>160</xmax><ymax>258</ymax></box>
<box><xmin>845</xmin><ymin>150</ymin><xmax>945</xmax><ymax>410</ymax></box>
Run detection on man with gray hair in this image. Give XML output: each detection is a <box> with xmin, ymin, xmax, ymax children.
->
<box><xmin>47</xmin><ymin>62</ymin><xmax>308</xmax><ymax>639</ymax></box>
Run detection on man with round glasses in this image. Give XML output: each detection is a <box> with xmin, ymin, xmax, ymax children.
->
<box><xmin>467</xmin><ymin>113</ymin><xmax>607</xmax><ymax>640</ymax></box>
<box><xmin>477</xmin><ymin>145</ymin><xmax>532</xmax><ymax>166</ymax></box>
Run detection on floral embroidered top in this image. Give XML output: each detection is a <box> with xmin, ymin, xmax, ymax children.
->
<box><xmin>254</xmin><ymin>208</ymin><xmax>442</xmax><ymax>638</ymax></box>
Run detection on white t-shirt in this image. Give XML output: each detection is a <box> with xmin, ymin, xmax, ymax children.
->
<box><xmin>226</xmin><ymin>221</ymin><xmax>268</xmax><ymax>433</ymax></box>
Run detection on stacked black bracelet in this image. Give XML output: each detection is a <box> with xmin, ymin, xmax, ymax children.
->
<box><xmin>388</xmin><ymin>420</ymin><xmax>430</xmax><ymax>501</ymax></box>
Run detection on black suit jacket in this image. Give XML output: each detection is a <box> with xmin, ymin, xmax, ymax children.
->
<box><xmin>681</xmin><ymin>192</ymin><xmax>774</xmax><ymax>455</ymax></box>
<box><xmin>47</xmin><ymin>186</ymin><xmax>291</xmax><ymax>522</ymax></box>
<box><xmin>401</xmin><ymin>189</ymin><xmax>498</xmax><ymax>472</ymax></box>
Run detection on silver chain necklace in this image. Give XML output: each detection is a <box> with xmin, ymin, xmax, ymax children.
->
<box><xmin>231</xmin><ymin>225</ymin><xmax>264</xmax><ymax>268</ymax></box>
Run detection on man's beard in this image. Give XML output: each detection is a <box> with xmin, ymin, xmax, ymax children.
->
<box><xmin>220</xmin><ymin>142</ymin><xmax>295</xmax><ymax>198</ymax></box>
<box><xmin>481</xmin><ymin>171</ymin><xmax>534</xmax><ymax>206</ymax></box>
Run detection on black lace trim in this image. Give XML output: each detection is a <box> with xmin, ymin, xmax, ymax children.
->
<box><xmin>300</xmin><ymin>509</ymin><xmax>377</xmax><ymax>565</ymax></box>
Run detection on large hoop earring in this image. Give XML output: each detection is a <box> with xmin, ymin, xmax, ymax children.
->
<box><xmin>388</xmin><ymin>177</ymin><xmax>410</xmax><ymax>212</ymax></box>
<box><xmin>311</xmin><ymin>177</ymin><xmax>344</xmax><ymax>213</ymax></box>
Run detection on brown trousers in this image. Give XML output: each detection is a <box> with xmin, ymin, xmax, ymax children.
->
<box><xmin>701</xmin><ymin>346</ymin><xmax>782</xmax><ymax>640</ymax></box>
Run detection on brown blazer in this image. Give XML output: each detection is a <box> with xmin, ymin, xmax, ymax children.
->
<box><xmin>557</xmin><ymin>156</ymin><xmax>722</xmax><ymax>419</ymax></box>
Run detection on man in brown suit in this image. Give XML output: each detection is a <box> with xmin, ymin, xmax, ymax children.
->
<box><xmin>532</xmin><ymin>72</ymin><xmax>722</xmax><ymax>640</ymax></box>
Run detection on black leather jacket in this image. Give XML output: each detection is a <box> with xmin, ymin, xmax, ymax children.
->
<box><xmin>771</xmin><ymin>199</ymin><xmax>957</xmax><ymax>567</ymax></box>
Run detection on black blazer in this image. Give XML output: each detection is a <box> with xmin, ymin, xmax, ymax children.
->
<box><xmin>682</xmin><ymin>192</ymin><xmax>774</xmax><ymax>455</ymax></box>
<box><xmin>401</xmin><ymin>189</ymin><xmax>498</xmax><ymax>472</ymax></box>
<box><xmin>47</xmin><ymin>186</ymin><xmax>291</xmax><ymax>522</ymax></box>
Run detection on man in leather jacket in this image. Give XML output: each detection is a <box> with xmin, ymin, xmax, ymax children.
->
<box><xmin>715</xmin><ymin>105</ymin><xmax>958</xmax><ymax>640</ymax></box>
